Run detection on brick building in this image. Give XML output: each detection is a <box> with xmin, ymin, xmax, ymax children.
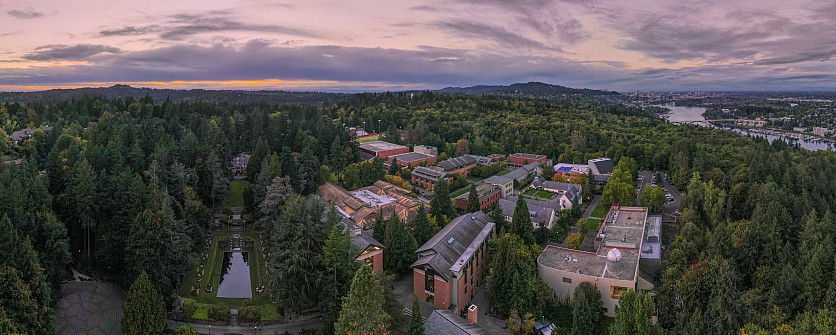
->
<box><xmin>411</xmin><ymin>166</ymin><xmax>451</xmax><ymax>191</ymax></box>
<box><xmin>509</xmin><ymin>153</ymin><xmax>549</xmax><ymax>167</ymax></box>
<box><xmin>346</xmin><ymin>220</ymin><xmax>385</xmax><ymax>274</ymax></box>
<box><xmin>412</xmin><ymin>212</ymin><xmax>496</xmax><ymax>313</ymax></box>
<box><xmin>454</xmin><ymin>184</ymin><xmax>501</xmax><ymax>212</ymax></box>
<box><xmin>359</xmin><ymin>141</ymin><xmax>409</xmax><ymax>160</ymax></box>
<box><xmin>319</xmin><ymin>181</ymin><xmax>422</xmax><ymax>228</ymax></box>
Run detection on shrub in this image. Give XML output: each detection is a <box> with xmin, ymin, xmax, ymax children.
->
<box><xmin>183</xmin><ymin>301</ymin><xmax>197</xmax><ymax>319</ymax></box>
<box><xmin>238</xmin><ymin>299</ymin><xmax>262</xmax><ymax>322</ymax></box>
<box><xmin>208</xmin><ymin>303</ymin><xmax>230</xmax><ymax>321</ymax></box>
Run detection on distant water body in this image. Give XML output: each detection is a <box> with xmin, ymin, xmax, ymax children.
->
<box><xmin>657</xmin><ymin>103</ymin><xmax>834</xmax><ymax>151</ymax></box>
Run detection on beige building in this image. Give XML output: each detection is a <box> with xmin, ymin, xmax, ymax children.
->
<box><xmin>537</xmin><ymin>206</ymin><xmax>658</xmax><ymax>317</ymax></box>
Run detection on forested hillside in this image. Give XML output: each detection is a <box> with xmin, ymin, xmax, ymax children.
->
<box><xmin>1</xmin><ymin>90</ymin><xmax>835</xmax><ymax>334</ymax></box>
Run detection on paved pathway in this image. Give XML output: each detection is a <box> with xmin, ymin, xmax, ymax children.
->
<box><xmin>581</xmin><ymin>195</ymin><xmax>602</xmax><ymax>219</ymax></box>
<box><xmin>55</xmin><ymin>281</ymin><xmax>126</xmax><ymax>335</ymax></box>
<box><xmin>166</xmin><ymin>316</ymin><xmax>324</xmax><ymax>335</ymax></box>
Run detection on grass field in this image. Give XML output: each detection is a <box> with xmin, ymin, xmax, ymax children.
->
<box><xmin>358</xmin><ymin>134</ymin><xmax>381</xmax><ymax>143</ymax></box>
<box><xmin>227</xmin><ymin>180</ymin><xmax>246</xmax><ymax>207</ymax></box>
<box><xmin>590</xmin><ymin>204</ymin><xmax>609</xmax><ymax>218</ymax></box>
<box><xmin>523</xmin><ymin>188</ymin><xmax>555</xmax><ymax>199</ymax></box>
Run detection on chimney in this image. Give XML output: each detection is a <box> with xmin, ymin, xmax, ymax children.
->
<box><xmin>467</xmin><ymin>304</ymin><xmax>478</xmax><ymax>324</ymax></box>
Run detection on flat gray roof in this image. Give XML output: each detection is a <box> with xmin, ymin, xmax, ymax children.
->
<box><xmin>390</xmin><ymin>152</ymin><xmax>433</xmax><ymax>162</ymax></box>
<box><xmin>359</xmin><ymin>141</ymin><xmax>407</xmax><ymax>152</ymax></box>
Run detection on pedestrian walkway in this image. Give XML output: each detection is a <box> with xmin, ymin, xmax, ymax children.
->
<box><xmin>581</xmin><ymin>195</ymin><xmax>602</xmax><ymax>219</ymax></box>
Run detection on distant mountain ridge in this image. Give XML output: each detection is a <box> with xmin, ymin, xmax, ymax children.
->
<box><xmin>0</xmin><ymin>81</ymin><xmax>618</xmax><ymax>104</ymax></box>
<box><xmin>435</xmin><ymin>81</ymin><xmax>620</xmax><ymax>98</ymax></box>
<box><xmin>0</xmin><ymin>85</ymin><xmax>349</xmax><ymax>104</ymax></box>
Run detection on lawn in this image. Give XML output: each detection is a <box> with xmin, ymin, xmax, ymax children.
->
<box><xmin>179</xmin><ymin>230</ymin><xmax>274</xmax><ymax>312</ymax></box>
<box><xmin>590</xmin><ymin>204</ymin><xmax>609</xmax><ymax>218</ymax></box>
<box><xmin>523</xmin><ymin>188</ymin><xmax>555</xmax><ymax>199</ymax></box>
<box><xmin>358</xmin><ymin>134</ymin><xmax>381</xmax><ymax>143</ymax></box>
<box><xmin>227</xmin><ymin>180</ymin><xmax>246</xmax><ymax>207</ymax></box>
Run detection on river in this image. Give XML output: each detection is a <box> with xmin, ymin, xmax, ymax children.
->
<box><xmin>657</xmin><ymin>103</ymin><xmax>835</xmax><ymax>151</ymax></box>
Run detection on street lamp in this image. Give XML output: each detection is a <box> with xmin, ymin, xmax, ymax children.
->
<box><xmin>378</xmin><ymin>119</ymin><xmax>381</xmax><ymax>134</ymax></box>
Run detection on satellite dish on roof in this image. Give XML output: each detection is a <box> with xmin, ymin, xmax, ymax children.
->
<box><xmin>607</xmin><ymin>249</ymin><xmax>622</xmax><ymax>262</ymax></box>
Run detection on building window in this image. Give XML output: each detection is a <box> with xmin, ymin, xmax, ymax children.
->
<box><xmin>426</xmin><ymin>294</ymin><xmax>434</xmax><ymax>304</ymax></box>
<box><xmin>611</xmin><ymin>286</ymin><xmax>629</xmax><ymax>299</ymax></box>
<box><xmin>364</xmin><ymin>257</ymin><xmax>373</xmax><ymax>267</ymax></box>
<box><xmin>425</xmin><ymin>272</ymin><xmax>435</xmax><ymax>293</ymax></box>
<box><xmin>563</xmin><ymin>277</ymin><xmax>572</xmax><ymax>283</ymax></box>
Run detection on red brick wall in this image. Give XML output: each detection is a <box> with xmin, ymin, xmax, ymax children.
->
<box><xmin>414</xmin><ymin>269</ymin><xmax>425</xmax><ymax>299</ymax></box>
<box><xmin>377</xmin><ymin>147</ymin><xmax>410</xmax><ymax>159</ymax></box>
<box><xmin>372</xmin><ymin>253</ymin><xmax>383</xmax><ymax>274</ymax></box>
<box><xmin>479</xmin><ymin>189</ymin><xmax>501</xmax><ymax>211</ymax></box>
<box><xmin>434</xmin><ymin>277</ymin><xmax>451</xmax><ymax>309</ymax></box>
<box><xmin>449</xmin><ymin>164</ymin><xmax>475</xmax><ymax>177</ymax></box>
<box><xmin>455</xmin><ymin>198</ymin><xmax>468</xmax><ymax>211</ymax></box>
<box><xmin>510</xmin><ymin>155</ymin><xmax>546</xmax><ymax>166</ymax></box>
<box><xmin>393</xmin><ymin>156</ymin><xmax>436</xmax><ymax>168</ymax></box>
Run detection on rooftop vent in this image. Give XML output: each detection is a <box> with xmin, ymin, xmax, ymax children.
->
<box><xmin>447</xmin><ymin>237</ymin><xmax>455</xmax><ymax>244</ymax></box>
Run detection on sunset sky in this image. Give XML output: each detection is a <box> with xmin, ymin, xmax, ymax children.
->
<box><xmin>2</xmin><ymin>0</ymin><xmax>836</xmax><ymax>92</ymax></box>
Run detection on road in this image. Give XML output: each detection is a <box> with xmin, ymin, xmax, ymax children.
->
<box><xmin>166</xmin><ymin>316</ymin><xmax>324</xmax><ymax>335</ymax></box>
<box><xmin>658</xmin><ymin>172</ymin><xmax>682</xmax><ymax>222</ymax></box>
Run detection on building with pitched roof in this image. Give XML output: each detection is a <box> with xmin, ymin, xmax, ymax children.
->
<box><xmin>454</xmin><ymin>184</ymin><xmax>501</xmax><ymax>212</ymax></box>
<box><xmin>438</xmin><ymin>155</ymin><xmax>477</xmax><ymax>177</ymax></box>
<box><xmin>412</xmin><ymin>212</ymin><xmax>496</xmax><ymax>312</ymax></box>
<box><xmin>319</xmin><ymin>181</ymin><xmax>422</xmax><ymax>228</ymax></box>
<box><xmin>484</xmin><ymin>175</ymin><xmax>514</xmax><ymax>198</ymax></box>
<box><xmin>344</xmin><ymin>219</ymin><xmax>385</xmax><ymax>274</ymax></box>
<box><xmin>588</xmin><ymin>158</ymin><xmax>615</xmax><ymax>183</ymax></box>
<box><xmin>414</xmin><ymin>145</ymin><xmax>439</xmax><ymax>157</ymax></box>
<box><xmin>497</xmin><ymin>196</ymin><xmax>558</xmax><ymax>229</ymax></box>
<box><xmin>540</xmin><ymin>181</ymin><xmax>583</xmax><ymax>210</ymax></box>
<box><xmin>537</xmin><ymin>206</ymin><xmax>658</xmax><ymax>317</ymax></box>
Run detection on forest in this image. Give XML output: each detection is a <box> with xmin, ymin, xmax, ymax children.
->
<box><xmin>1</xmin><ymin>90</ymin><xmax>836</xmax><ymax>334</ymax></box>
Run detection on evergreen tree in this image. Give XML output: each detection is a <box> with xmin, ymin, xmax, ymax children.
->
<box><xmin>429</xmin><ymin>179</ymin><xmax>455</xmax><ymax>223</ymax></box>
<box><xmin>408</xmin><ymin>295</ymin><xmax>425</xmax><ymax>335</ymax></box>
<box><xmin>335</xmin><ymin>265</ymin><xmax>390</xmax><ymax>335</ymax></box>
<box><xmin>122</xmin><ymin>271</ymin><xmax>165</xmax><ymax>335</ymax></box>
<box><xmin>572</xmin><ymin>282</ymin><xmax>602</xmax><ymax>335</ymax></box>
<box><xmin>0</xmin><ymin>215</ymin><xmax>53</xmax><ymax>335</ymax></box>
<box><xmin>487</xmin><ymin>233</ymin><xmax>539</xmax><ymax>315</ymax></box>
<box><xmin>64</xmin><ymin>157</ymin><xmax>97</xmax><ymax>258</ymax></box>
<box><xmin>280</xmin><ymin>146</ymin><xmax>298</xmax><ymax>191</ymax></box>
<box><xmin>413</xmin><ymin>204</ymin><xmax>434</xmax><ymax>246</ymax></box>
<box><xmin>491</xmin><ymin>205</ymin><xmax>507</xmax><ymax>233</ymax></box>
<box><xmin>372</xmin><ymin>211</ymin><xmax>386</xmax><ymax>242</ymax></box>
<box><xmin>467</xmin><ymin>184</ymin><xmax>480</xmax><ymax>213</ymax></box>
<box><xmin>321</xmin><ymin>221</ymin><xmax>360</xmax><ymax>334</ymax></box>
<box><xmin>248</xmin><ymin>136</ymin><xmax>269</xmax><ymax>181</ymax></box>
<box><xmin>383</xmin><ymin>215</ymin><xmax>418</xmax><ymax>273</ymax></box>
<box><xmin>388</xmin><ymin>160</ymin><xmax>401</xmax><ymax>176</ymax></box>
<box><xmin>609</xmin><ymin>289</ymin><xmax>659</xmax><ymax>335</ymax></box>
<box><xmin>330</xmin><ymin>136</ymin><xmax>346</xmax><ymax>174</ymax></box>
<box><xmin>258</xmin><ymin>176</ymin><xmax>292</xmax><ymax>227</ymax></box>
<box><xmin>298</xmin><ymin>141</ymin><xmax>321</xmax><ymax>195</ymax></box>
<box><xmin>512</xmin><ymin>196</ymin><xmax>535</xmax><ymax>245</ymax></box>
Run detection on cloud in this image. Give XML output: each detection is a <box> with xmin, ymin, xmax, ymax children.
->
<box><xmin>99</xmin><ymin>13</ymin><xmax>318</xmax><ymax>40</ymax></box>
<box><xmin>23</xmin><ymin>44</ymin><xmax>121</xmax><ymax>61</ymax></box>
<box><xmin>436</xmin><ymin>21</ymin><xmax>563</xmax><ymax>53</ymax></box>
<box><xmin>6</xmin><ymin>9</ymin><xmax>44</xmax><ymax>19</ymax></box>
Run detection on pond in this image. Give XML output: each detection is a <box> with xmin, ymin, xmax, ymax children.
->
<box><xmin>217</xmin><ymin>252</ymin><xmax>252</xmax><ymax>298</ymax></box>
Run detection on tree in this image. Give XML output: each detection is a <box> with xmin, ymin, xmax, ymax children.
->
<box><xmin>384</xmin><ymin>214</ymin><xmax>418</xmax><ymax>273</ymax></box>
<box><xmin>412</xmin><ymin>204</ymin><xmax>435</xmax><ymax>245</ymax></box>
<box><xmin>0</xmin><ymin>216</ymin><xmax>53</xmax><ymax>335</ymax></box>
<box><xmin>429</xmin><ymin>179</ymin><xmax>455</xmax><ymax>223</ymax></box>
<box><xmin>259</xmin><ymin>176</ymin><xmax>292</xmax><ymax>226</ymax></box>
<box><xmin>508</xmin><ymin>309</ymin><xmax>536</xmax><ymax>335</ymax></box>
<box><xmin>122</xmin><ymin>271</ymin><xmax>165</xmax><ymax>335</ymax></box>
<box><xmin>238</xmin><ymin>299</ymin><xmax>262</xmax><ymax>322</ymax></box>
<box><xmin>572</xmin><ymin>282</ymin><xmax>603</xmax><ymax>335</ymax></box>
<box><xmin>64</xmin><ymin>157</ymin><xmax>96</xmax><ymax>258</ymax></box>
<box><xmin>640</xmin><ymin>185</ymin><xmax>665</xmax><ymax>212</ymax></box>
<box><xmin>567</xmin><ymin>232</ymin><xmax>582</xmax><ymax>250</ymax></box>
<box><xmin>610</xmin><ymin>289</ymin><xmax>659</xmax><ymax>335</ymax></box>
<box><xmin>467</xmin><ymin>184</ymin><xmax>481</xmax><ymax>213</ymax></box>
<box><xmin>248</xmin><ymin>136</ymin><xmax>270</xmax><ymax>181</ymax></box>
<box><xmin>389</xmin><ymin>160</ymin><xmax>401</xmax><ymax>176</ymax></box>
<box><xmin>408</xmin><ymin>295</ymin><xmax>425</xmax><ymax>335</ymax></box>
<box><xmin>208</xmin><ymin>303</ymin><xmax>230</xmax><ymax>321</ymax></box>
<box><xmin>175</xmin><ymin>325</ymin><xmax>198</xmax><ymax>335</ymax></box>
<box><xmin>487</xmin><ymin>233</ymin><xmax>540</xmax><ymax>315</ymax></box>
<box><xmin>491</xmin><ymin>205</ymin><xmax>508</xmax><ymax>233</ymax></box>
<box><xmin>335</xmin><ymin>265</ymin><xmax>390</xmax><ymax>335</ymax></box>
<box><xmin>321</xmin><ymin>221</ymin><xmax>360</xmax><ymax>333</ymax></box>
<box><xmin>511</xmin><ymin>196</ymin><xmax>535</xmax><ymax>245</ymax></box>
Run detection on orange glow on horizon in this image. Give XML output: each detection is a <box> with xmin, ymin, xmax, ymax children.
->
<box><xmin>0</xmin><ymin>78</ymin><xmax>342</xmax><ymax>91</ymax></box>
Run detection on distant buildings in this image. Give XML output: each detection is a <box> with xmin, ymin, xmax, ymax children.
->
<box><xmin>553</xmin><ymin>163</ymin><xmax>589</xmax><ymax>177</ymax></box>
<box><xmin>454</xmin><ymin>184</ymin><xmax>501</xmax><ymax>212</ymax></box>
<box><xmin>8</xmin><ymin>125</ymin><xmax>53</xmax><ymax>145</ymax></box>
<box><xmin>539</xmin><ymin>181</ymin><xmax>582</xmax><ymax>210</ymax></box>
<box><xmin>412</xmin><ymin>212</ymin><xmax>496</xmax><ymax>313</ymax></box>
<box><xmin>814</xmin><ymin>127</ymin><xmax>833</xmax><ymax>137</ymax></box>
<box><xmin>319</xmin><ymin>181</ymin><xmax>422</xmax><ymax>228</ymax></box>
<box><xmin>509</xmin><ymin>153</ymin><xmax>550</xmax><ymax>168</ymax></box>
<box><xmin>414</xmin><ymin>145</ymin><xmax>439</xmax><ymax>157</ymax></box>
<box><xmin>346</xmin><ymin>220</ymin><xmax>385</xmax><ymax>274</ymax></box>
<box><xmin>735</xmin><ymin>119</ymin><xmax>767</xmax><ymax>128</ymax></box>
<box><xmin>232</xmin><ymin>153</ymin><xmax>251</xmax><ymax>176</ymax></box>
<box><xmin>537</xmin><ymin>206</ymin><xmax>659</xmax><ymax>317</ymax></box>
<box><xmin>358</xmin><ymin>141</ymin><xmax>409</xmax><ymax>160</ymax></box>
<box><xmin>483</xmin><ymin>175</ymin><xmax>514</xmax><ymax>198</ymax></box>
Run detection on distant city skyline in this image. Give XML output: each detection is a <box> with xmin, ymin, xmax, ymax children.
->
<box><xmin>2</xmin><ymin>0</ymin><xmax>836</xmax><ymax>92</ymax></box>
